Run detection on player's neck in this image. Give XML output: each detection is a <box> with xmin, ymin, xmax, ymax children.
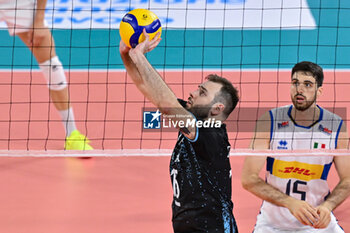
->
<box><xmin>291</xmin><ymin>104</ymin><xmax>320</xmax><ymax>127</ymax></box>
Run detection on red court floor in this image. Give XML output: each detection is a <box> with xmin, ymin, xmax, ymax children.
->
<box><xmin>0</xmin><ymin>156</ymin><xmax>348</xmax><ymax>233</ymax></box>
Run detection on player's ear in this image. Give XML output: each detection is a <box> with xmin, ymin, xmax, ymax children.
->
<box><xmin>211</xmin><ymin>102</ymin><xmax>225</xmax><ymax>116</ymax></box>
<box><xmin>317</xmin><ymin>85</ymin><xmax>323</xmax><ymax>98</ymax></box>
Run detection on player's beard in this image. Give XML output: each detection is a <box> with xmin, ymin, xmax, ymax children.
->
<box><xmin>292</xmin><ymin>94</ymin><xmax>317</xmax><ymax>111</ymax></box>
<box><xmin>187</xmin><ymin>104</ymin><xmax>212</xmax><ymax>120</ymax></box>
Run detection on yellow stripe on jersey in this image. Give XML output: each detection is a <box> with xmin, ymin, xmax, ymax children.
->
<box><xmin>271</xmin><ymin>159</ymin><xmax>324</xmax><ymax>181</ymax></box>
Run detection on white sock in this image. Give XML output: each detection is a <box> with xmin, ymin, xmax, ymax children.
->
<box><xmin>58</xmin><ymin>108</ymin><xmax>77</xmax><ymax>137</ymax></box>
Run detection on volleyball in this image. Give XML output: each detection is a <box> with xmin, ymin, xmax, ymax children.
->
<box><xmin>119</xmin><ymin>9</ymin><xmax>162</xmax><ymax>48</ymax></box>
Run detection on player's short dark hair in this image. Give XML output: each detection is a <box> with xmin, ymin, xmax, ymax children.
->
<box><xmin>206</xmin><ymin>74</ymin><xmax>239</xmax><ymax>119</ymax></box>
<box><xmin>292</xmin><ymin>61</ymin><xmax>324</xmax><ymax>87</ymax></box>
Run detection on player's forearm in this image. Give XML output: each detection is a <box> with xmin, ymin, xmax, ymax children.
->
<box><xmin>120</xmin><ymin>51</ymin><xmax>143</xmax><ymax>85</ymax></box>
<box><xmin>128</xmin><ymin>49</ymin><xmax>179</xmax><ymax>110</ymax></box>
<box><xmin>320</xmin><ymin>177</ymin><xmax>350</xmax><ymax>211</ymax></box>
<box><xmin>35</xmin><ymin>0</ymin><xmax>47</xmax><ymax>24</ymax></box>
<box><xmin>243</xmin><ymin>174</ymin><xmax>293</xmax><ymax>208</ymax></box>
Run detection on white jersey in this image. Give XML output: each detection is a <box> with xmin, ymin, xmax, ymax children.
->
<box><xmin>256</xmin><ymin>105</ymin><xmax>344</xmax><ymax>231</ymax></box>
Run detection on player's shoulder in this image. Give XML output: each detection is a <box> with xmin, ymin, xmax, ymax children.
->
<box><xmin>258</xmin><ymin>105</ymin><xmax>291</xmax><ymax>122</ymax></box>
<box><xmin>319</xmin><ymin>106</ymin><xmax>343</xmax><ymax>122</ymax></box>
<box><xmin>269</xmin><ymin>105</ymin><xmax>291</xmax><ymax>115</ymax></box>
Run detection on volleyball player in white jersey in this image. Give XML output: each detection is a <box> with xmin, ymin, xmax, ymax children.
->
<box><xmin>241</xmin><ymin>61</ymin><xmax>350</xmax><ymax>232</ymax></box>
<box><xmin>0</xmin><ymin>0</ymin><xmax>92</xmax><ymax>150</ymax></box>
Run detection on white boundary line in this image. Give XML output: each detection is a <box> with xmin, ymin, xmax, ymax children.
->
<box><xmin>0</xmin><ymin>149</ymin><xmax>349</xmax><ymax>157</ymax></box>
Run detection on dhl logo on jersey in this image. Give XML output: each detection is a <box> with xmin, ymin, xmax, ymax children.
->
<box><xmin>272</xmin><ymin>160</ymin><xmax>324</xmax><ymax>181</ymax></box>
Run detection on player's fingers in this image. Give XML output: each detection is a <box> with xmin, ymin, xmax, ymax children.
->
<box><xmin>146</xmin><ymin>38</ymin><xmax>162</xmax><ymax>52</ymax></box>
<box><xmin>314</xmin><ymin>221</ymin><xmax>326</xmax><ymax>229</ymax></box>
<box><xmin>155</xmin><ymin>37</ymin><xmax>162</xmax><ymax>45</ymax></box>
<box><xmin>148</xmin><ymin>38</ymin><xmax>161</xmax><ymax>51</ymax></box>
<box><xmin>151</xmin><ymin>32</ymin><xmax>161</xmax><ymax>43</ymax></box>
<box><xmin>296</xmin><ymin>212</ymin><xmax>312</xmax><ymax>226</ymax></box>
<box><xmin>314</xmin><ymin>211</ymin><xmax>330</xmax><ymax>229</ymax></box>
<box><xmin>322</xmin><ymin>215</ymin><xmax>331</xmax><ymax>228</ymax></box>
<box><xmin>142</xmin><ymin>28</ymin><xmax>150</xmax><ymax>41</ymax></box>
<box><xmin>299</xmin><ymin>216</ymin><xmax>311</xmax><ymax>226</ymax></box>
<box><xmin>314</xmin><ymin>219</ymin><xmax>327</xmax><ymax>228</ymax></box>
<box><xmin>305</xmin><ymin>206</ymin><xmax>319</xmax><ymax>225</ymax></box>
<box><xmin>314</xmin><ymin>209</ymin><xmax>326</xmax><ymax>226</ymax></box>
<box><xmin>297</xmin><ymin>206</ymin><xmax>318</xmax><ymax>226</ymax></box>
<box><xmin>147</xmin><ymin>45</ymin><xmax>156</xmax><ymax>52</ymax></box>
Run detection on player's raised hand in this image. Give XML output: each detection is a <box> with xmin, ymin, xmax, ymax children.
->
<box><xmin>132</xmin><ymin>29</ymin><xmax>161</xmax><ymax>54</ymax></box>
<box><xmin>313</xmin><ymin>205</ymin><xmax>331</xmax><ymax>229</ymax></box>
<box><xmin>286</xmin><ymin>198</ymin><xmax>320</xmax><ymax>226</ymax></box>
